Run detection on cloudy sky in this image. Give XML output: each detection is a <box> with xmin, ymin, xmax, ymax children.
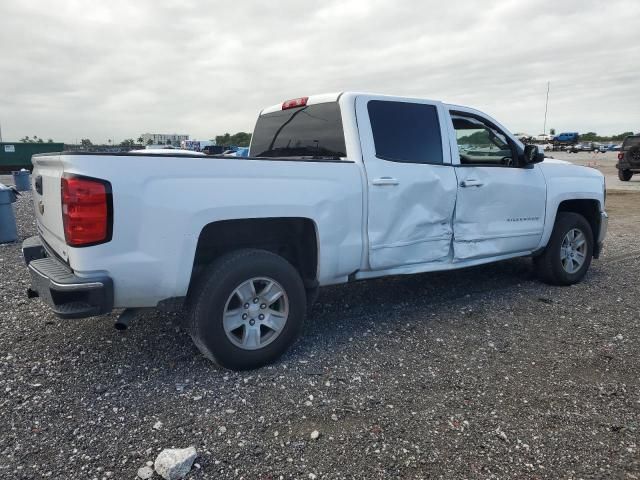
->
<box><xmin>1</xmin><ymin>0</ymin><xmax>638</xmax><ymax>144</ymax></box>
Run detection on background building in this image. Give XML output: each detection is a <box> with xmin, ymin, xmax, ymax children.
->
<box><xmin>141</xmin><ymin>133</ymin><xmax>189</xmax><ymax>145</ymax></box>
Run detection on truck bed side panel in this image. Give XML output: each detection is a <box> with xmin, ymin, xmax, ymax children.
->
<box><xmin>56</xmin><ymin>155</ymin><xmax>363</xmax><ymax>307</ymax></box>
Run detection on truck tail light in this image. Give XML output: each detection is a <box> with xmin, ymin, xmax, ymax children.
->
<box><xmin>61</xmin><ymin>175</ymin><xmax>112</xmax><ymax>247</ymax></box>
<box><xmin>617</xmin><ymin>152</ymin><xmax>624</xmax><ymax>160</ymax></box>
<box><xmin>282</xmin><ymin>97</ymin><xmax>308</xmax><ymax>110</ymax></box>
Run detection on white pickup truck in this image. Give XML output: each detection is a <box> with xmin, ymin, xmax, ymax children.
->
<box><xmin>23</xmin><ymin>92</ymin><xmax>608</xmax><ymax>370</ymax></box>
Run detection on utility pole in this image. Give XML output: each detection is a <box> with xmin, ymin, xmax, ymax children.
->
<box><xmin>543</xmin><ymin>81</ymin><xmax>550</xmax><ymax>135</ymax></box>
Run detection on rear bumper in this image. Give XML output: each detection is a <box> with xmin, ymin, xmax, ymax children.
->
<box><xmin>22</xmin><ymin>236</ymin><xmax>113</xmax><ymax>319</ymax></box>
<box><xmin>616</xmin><ymin>161</ymin><xmax>640</xmax><ymax>171</ymax></box>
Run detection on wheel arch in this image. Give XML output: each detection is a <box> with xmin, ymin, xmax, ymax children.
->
<box><xmin>557</xmin><ymin>199</ymin><xmax>601</xmax><ymax>243</ymax></box>
<box><xmin>188</xmin><ymin>217</ymin><xmax>319</xmax><ymax>297</ymax></box>
<box><xmin>540</xmin><ymin>198</ymin><xmax>603</xmax><ymax>258</ymax></box>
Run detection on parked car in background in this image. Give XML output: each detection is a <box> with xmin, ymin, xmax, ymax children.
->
<box><xmin>22</xmin><ymin>92</ymin><xmax>607</xmax><ymax>370</ymax></box>
<box><xmin>234</xmin><ymin>147</ymin><xmax>249</xmax><ymax>157</ymax></box>
<box><xmin>616</xmin><ymin>134</ymin><xmax>640</xmax><ymax>181</ymax></box>
<box><xmin>145</xmin><ymin>144</ymin><xmax>177</xmax><ymax>150</ymax></box>
<box><xmin>131</xmin><ymin>148</ymin><xmax>206</xmax><ymax>156</ymax></box>
<box><xmin>181</xmin><ymin>140</ymin><xmax>216</xmax><ymax>152</ymax></box>
<box><xmin>566</xmin><ymin>144</ymin><xmax>581</xmax><ymax>153</ymax></box>
<box><xmin>535</xmin><ymin>134</ymin><xmax>554</xmax><ymax>142</ymax></box>
<box><xmin>515</xmin><ymin>133</ymin><xmax>533</xmax><ymax>143</ymax></box>
<box><xmin>202</xmin><ymin>145</ymin><xmax>225</xmax><ymax>155</ymax></box>
<box><xmin>539</xmin><ymin>143</ymin><xmax>554</xmax><ymax>152</ymax></box>
<box><xmin>552</xmin><ymin>132</ymin><xmax>580</xmax><ymax>152</ymax></box>
<box><xmin>553</xmin><ymin>132</ymin><xmax>580</xmax><ymax>143</ymax></box>
<box><xmin>221</xmin><ymin>147</ymin><xmax>250</xmax><ymax>157</ymax></box>
<box><xmin>568</xmin><ymin>142</ymin><xmax>596</xmax><ymax>153</ymax></box>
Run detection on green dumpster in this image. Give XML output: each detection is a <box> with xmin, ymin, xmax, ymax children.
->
<box><xmin>1</xmin><ymin>142</ymin><xmax>65</xmax><ymax>173</ymax></box>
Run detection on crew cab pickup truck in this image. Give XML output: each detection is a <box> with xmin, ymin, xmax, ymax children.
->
<box><xmin>23</xmin><ymin>92</ymin><xmax>608</xmax><ymax>370</ymax></box>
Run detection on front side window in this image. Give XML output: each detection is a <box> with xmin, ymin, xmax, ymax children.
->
<box><xmin>451</xmin><ymin>113</ymin><xmax>517</xmax><ymax>166</ymax></box>
<box><xmin>367</xmin><ymin>100</ymin><xmax>443</xmax><ymax>165</ymax></box>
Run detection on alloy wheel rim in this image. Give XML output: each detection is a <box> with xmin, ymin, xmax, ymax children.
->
<box><xmin>560</xmin><ymin>228</ymin><xmax>587</xmax><ymax>274</ymax></box>
<box><xmin>223</xmin><ymin>277</ymin><xmax>289</xmax><ymax>350</ymax></box>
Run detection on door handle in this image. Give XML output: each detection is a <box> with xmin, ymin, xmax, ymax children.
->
<box><xmin>372</xmin><ymin>177</ymin><xmax>399</xmax><ymax>186</ymax></box>
<box><xmin>460</xmin><ymin>179</ymin><xmax>484</xmax><ymax>188</ymax></box>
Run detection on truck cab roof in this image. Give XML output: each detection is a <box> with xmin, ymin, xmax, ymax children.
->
<box><xmin>260</xmin><ymin>92</ymin><xmax>449</xmax><ymax>115</ymax></box>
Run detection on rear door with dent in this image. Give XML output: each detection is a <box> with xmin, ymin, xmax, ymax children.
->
<box><xmin>356</xmin><ymin>96</ymin><xmax>458</xmax><ymax>270</ymax></box>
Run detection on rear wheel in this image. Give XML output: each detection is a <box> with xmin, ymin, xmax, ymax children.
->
<box><xmin>189</xmin><ymin>249</ymin><xmax>306</xmax><ymax>370</ymax></box>
<box><xmin>534</xmin><ymin>212</ymin><xmax>593</xmax><ymax>286</ymax></box>
<box><xmin>618</xmin><ymin>169</ymin><xmax>633</xmax><ymax>181</ymax></box>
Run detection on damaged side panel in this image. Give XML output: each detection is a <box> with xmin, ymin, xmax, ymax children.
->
<box><xmin>367</xmin><ymin>167</ymin><xmax>457</xmax><ymax>269</ymax></box>
<box><xmin>453</xmin><ymin>166</ymin><xmax>547</xmax><ymax>260</ymax></box>
<box><xmin>355</xmin><ymin>94</ymin><xmax>459</xmax><ymax>271</ymax></box>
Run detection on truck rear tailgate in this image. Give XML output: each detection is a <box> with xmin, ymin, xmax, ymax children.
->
<box><xmin>31</xmin><ymin>154</ymin><xmax>68</xmax><ymax>261</ymax></box>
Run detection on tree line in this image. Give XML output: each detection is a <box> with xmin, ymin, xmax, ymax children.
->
<box><xmin>72</xmin><ymin>132</ymin><xmax>253</xmax><ymax>148</ymax></box>
<box><xmin>460</xmin><ymin>130</ymin><xmax>636</xmax><ymax>146</ymax></box>
<box><xmin>16</xmin><ymin>130</ymin><xmax>634</xmax><ymax>148</ymax></box>
<box><xmin>578</xmin><ymin>132</ymin><xmax>634</xmax><ymax>142</ymax></box>
<box><xmin>19</xmin><ymin>135</ymin><xmax>55</xmax><ymax>143</ymax></box>
<box><xmin>214</xmin><ymin>132</ymin><xmax>251</xmax><ymax>147</ymax></box>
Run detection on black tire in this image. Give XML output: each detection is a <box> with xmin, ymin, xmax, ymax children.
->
<box><xmin>534</xmin><ymin>212</ymin><xmax>593</xmax><ymax>286</ymax></box>
<box><xmin>618</xmin><ymin>169</ymin><xmax>633</xmax><ymax>181</ymax></box>
<box><xmin>189</xmin><ymin>249</ymin><xmax>306</xmax><ymax>370</ymax></box>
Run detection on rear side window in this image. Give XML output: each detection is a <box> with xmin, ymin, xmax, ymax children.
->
<box><xmin>250</xmin><ymin>102</ymin><xmax>346</xmax><ymax>158</ymax></box>
<box><xmin>367</xmin><ymin>100</ymin><xmax>443</xmax><ymax>164</ymax></box>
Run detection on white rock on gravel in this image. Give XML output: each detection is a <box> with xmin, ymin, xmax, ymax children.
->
<box><xmin>137</xmin><ymin>465</ymin><xmax>154</xmax><ymax>479</ymax></box>
<box><xmin>154</xmin><ymin>446</ymin><xmax>197</xmax><ymax>480</ymax></box>
<box><xmin>153</xmin><ymin>421</ymin><xmax>164</xmax><ymax>430</ymax></box>
<box><xmin>310</xmin><ymin>430</ymin><xmax>320</xmax><ymax>440</ymax></box>
<box><xmin>495</xmin><ymin>428</ymin><xmax>508</xmax><ymax>443</ymax></box>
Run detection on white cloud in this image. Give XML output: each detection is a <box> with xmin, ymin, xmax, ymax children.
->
<box><xmin>1</xmin><ymin>0</ymin><xmax>638</xmax><ymax>143</ymax></box>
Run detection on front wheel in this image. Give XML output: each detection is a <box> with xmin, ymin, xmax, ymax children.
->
<box><xmin>534</xmin><ymin>212</ymin><xmax>593</xmax><ymax>286</ymax></box>
<box><xmin>189</xmin><ymin>249</ymin><xmax>306</xmax><ymax>370</ymax></box>
<box><xmin>618</xmin><ymin>169</ymin><xmax>633</xmax><ymax>181</ymax></box>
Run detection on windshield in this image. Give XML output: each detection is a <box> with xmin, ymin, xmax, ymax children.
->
<box><xmin>250</xmin><ymin>102</ymin><xmax>347</xmax><ymax>158</ymax></box>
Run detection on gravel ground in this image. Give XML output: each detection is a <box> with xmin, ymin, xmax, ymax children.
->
<box><xmin>1</xmin><ymin>189</ymin><xmax>639</xmax><ymax>479</ymax></box>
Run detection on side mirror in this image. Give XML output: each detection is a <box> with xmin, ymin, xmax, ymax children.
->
<box><xmin>523</xmin><ymin>144</ymin><xmax>544</xmax><ymax>165</ymax></box>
